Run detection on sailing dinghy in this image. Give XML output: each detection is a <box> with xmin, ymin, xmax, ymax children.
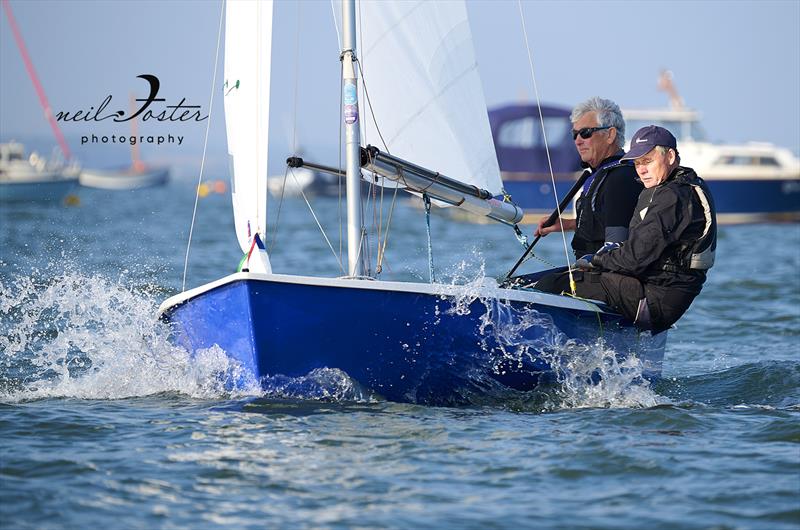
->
<box><xmin>158</xmin><ymin>0</ymin><xmax>666</xmax><ymax>404</ymax></box>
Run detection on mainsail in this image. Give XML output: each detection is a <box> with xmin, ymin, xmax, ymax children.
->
<box><xmin>224</xmin><ymin>1</ymin><xmax>508</xmax><ymax>262</ymax></box>
<box><xmin>354</xmin><ymin>1</ymin><xmax>503</xmax><ymax>194</ymax></box>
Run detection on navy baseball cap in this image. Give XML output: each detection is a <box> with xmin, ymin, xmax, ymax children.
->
<box><xmin>621</xmin><ymin>125</ymin><xmax>678</xmax><ymax>160</ymax></box>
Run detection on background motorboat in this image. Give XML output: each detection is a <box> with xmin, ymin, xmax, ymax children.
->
<box><xmin>0</xmin><ymin>141</ymin><xmax>78</xmax><ymax>202</ymax></box>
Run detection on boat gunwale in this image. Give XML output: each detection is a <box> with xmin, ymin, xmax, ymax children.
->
<box><xmin>158</xmin><ymin>272</ymin><xmax>609</xmax><ymax>317</ymax></box>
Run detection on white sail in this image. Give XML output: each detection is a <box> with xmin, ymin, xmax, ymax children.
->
<box><xmin>223</xmin><ymin>0</ymin><xmax>273</xmax><ymax>265</ymax></box>
<box><xmin>354</xmin><ymin>0</ymin><xmax>502</xmax><ymax>195</ymax></box>
<box><xmin>225</xmin><ymin>0</ymin><xmax>342</xmax><ymax>260</ymax></box>
<box><xmin>224</xmin><ymin>0</ymin><xmax>507</xmax><ymax>258</ymax></box>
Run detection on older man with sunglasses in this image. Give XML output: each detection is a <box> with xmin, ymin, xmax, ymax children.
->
<box><xmin>535</xmin><ymin>97</ymin><xmax>642</xmax><ymax>259</ymax></box>
<box><xmin>539</xmin><ymin>125</ymin><xmax>717</xmax><ymax>334</ymax></box>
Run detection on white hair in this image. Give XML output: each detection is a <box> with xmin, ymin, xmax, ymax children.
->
<box><xmin>571</xmin><ymin>97</ymin><xmax>626</xmax><ymax>148</ymax></box>
<box><xmin>656</xmin><ymin>145</ymin><xmax>681</xmax><ymax>165</ymax></box>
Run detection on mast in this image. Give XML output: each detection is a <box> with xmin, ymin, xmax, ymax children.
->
<box><xmin>341</xmin><ymin>0</ymin><xmax>365</xmax><ymax>277</ymax></box>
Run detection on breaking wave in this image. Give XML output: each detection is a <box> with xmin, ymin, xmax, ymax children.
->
<box><xmin>0</xmin><ymin>271</ymin><xmax>262</xmax><ymax>402</ymax></box>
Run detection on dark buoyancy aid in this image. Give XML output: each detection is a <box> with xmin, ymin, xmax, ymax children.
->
<box><xmin>655</xmin><ymin>167</ymin><xmax>717</xmax><ymax>275</ymax></box>
<box><xmin>572</xmin><ymin>154</ymin><xmax>641</xmax><ymax>257</ymax></box>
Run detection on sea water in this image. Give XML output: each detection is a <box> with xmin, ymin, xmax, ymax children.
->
<box><xmin>1</xmin><ymin>181</ymin><xmax>798</xmax><ymax>529</ymax></box>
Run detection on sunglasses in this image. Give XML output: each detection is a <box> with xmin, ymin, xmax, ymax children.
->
<box><xmin>572</xmin><ymin>126</ymin><xmax>611</xmax><ymax>140</ymax></box>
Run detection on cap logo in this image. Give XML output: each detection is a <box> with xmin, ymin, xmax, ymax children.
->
<box><xmin>635</xmin><ymin>138</ymin><xmax>649</xmax><ymax>144</ymax></box>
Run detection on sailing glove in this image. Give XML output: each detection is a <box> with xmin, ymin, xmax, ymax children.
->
<box><xmin>596</xmin><ymin>242</ymin><xmax>621</xmax><ymax>256</ymax></box>
<box><xmin>576</xmin><ymin>242</ymin><xmax>620</xmax><ymax>269</ymax></box>
<box><xmin>575</xmin><ymin>254</ymin><xmax>594</xmax><ymax>270</ymax></box>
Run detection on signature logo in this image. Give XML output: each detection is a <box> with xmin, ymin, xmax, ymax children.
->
<box><xmin>635</xmin><ymin>138</ymin><xmax>649</xmax><ymax>144</ymax></box>
<box><xmin>57</xmin><ymin>74</ymin><xmax>207</xmax><ymax>123</ymax></box>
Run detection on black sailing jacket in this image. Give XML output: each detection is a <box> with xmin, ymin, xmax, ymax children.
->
<box><xmin>593</xmin><ymin>166</ymin><xmax>717</xmax><ymax>331</ymax></box>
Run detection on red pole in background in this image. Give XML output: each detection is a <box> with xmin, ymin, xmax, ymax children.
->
<box><xmin>2</xmin><ymin>0</ymin><xmax>73</xmax><ymax>160</ymax></box>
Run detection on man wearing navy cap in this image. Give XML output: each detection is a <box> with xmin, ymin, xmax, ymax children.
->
<box><xmin>538</xmin><ymin>125</ymin><xmax>717</xmax><ymax>334</ymax></box>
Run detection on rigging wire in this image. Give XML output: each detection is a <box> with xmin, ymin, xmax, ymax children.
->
<box><xmin>266</xmin><ymin>1</ymin><xmax>346</xmax><ymax>275</ymax></box>
<box><xmin>291</xmin><ymin>167</ymin><xmax>346</xmax><ymax>274</ymax></box>
<box><xmin>330</xmin><ymin>0</ymin><xmax>341</xmax><ymax>54</ymax></box>
<box><xmin>355</xmin><ymin>59</ymin><xmax>401</xmax><ymax>275</ymax></box>
<box><xmin>516</xmin><ymin>0</ymin><xmax>577</xmax><ymax>294</ymax></box>
<box><xmin>268</xmin><ymin>166</ymin><xmax>288</xmax><ymax>254</ymax></box>
<box><xmin>268</xmin><ymin>0</ymin><xmax>302</xmax><ymax>255</ymax></box>
<box><xmin>182</xmin><ymin>0</ymin><xmax>224</xmax><ymax>292</ymax></box>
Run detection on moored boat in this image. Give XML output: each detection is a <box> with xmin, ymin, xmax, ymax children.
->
<box><xmin>79</xmin><ymin>164</ymin><xmax>169</xmax><ymax>190</ymax></box>
<box><xmin>622</xmin><ymin>72</ymin><xmax>799</xmax><ymax>224</ymax></box>
<box><xmin>489</xmin><ymin>103</ymin><xmax>581</xmax><ymax>221</ymax></box>
<box><xmin>0</xmin><ymin>142</ymin><xmax>78</xmax><ymax>202</ymax></box>
<box><xmin>78</xmin><ymin>94</ymin><xmax>170</xmax><ymax>191</ymax></box>
<box><xmin>487</xmin><ymin>72</ymin><xmax>800</xmax><ymax>224</ymax></box>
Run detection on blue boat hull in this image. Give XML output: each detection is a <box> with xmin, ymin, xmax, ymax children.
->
<box><xmin>160</xmin><ymin>273</ymin><xmax>665</xmax><ymax>404</ymax></box>
<box><xmin>706</xmin><ymin>178</ymin><xmax>800</xmax><ymax>223</ymax></box>
<box><xmin>501</xmin><ymin>174</ymin><xmax>577</xmax><ymax>222</ymax></box>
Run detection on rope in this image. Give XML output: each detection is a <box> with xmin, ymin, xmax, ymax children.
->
<box><xmin>355</xmin><ymin>58</ymin><xmax>400</xmax><ymax>277</ymax></box>
<box><xmin>182</xmin><ymin>0</ymin><xmax>224</xmax><ymax>292</ymax></box>
<box><xmin>566</xmin><ymin>294</ymin><xmax>606</xmax><ymax>338</ymax></box>
<box><xmin>517</xmin><ymin>0</ymin><xmax>576</xmax><ymax>295</ymax></box>
<box><xmin>237</xmin><ymin>235</ymin><xmax>258</xmax><ymax>272</ymax></box>
<box><xmin>423</xmin><ymin>193</ymin><xmax>436</xmax><ymax>283</ymax></box>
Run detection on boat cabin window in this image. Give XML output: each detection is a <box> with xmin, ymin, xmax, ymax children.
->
<box><xmin>0</xmin><ymin>148</ymin><xmax>23</xmax><ymax>162</ymax></box>
<box><xmin>757</xmin><ymin>156</ymin><xmax>780</xmax><ymax>167</ymax></box>
<box><xmin>626</xmin><ymin>119</ymin><xmax>705</xmax><ymax>142</ymax></box>
<box><xmin>497</xmin><ymin>117</ymin><xmax>570</xmax><ymax>149</ymax></box>
<box><xmin>715</xmin><ymin>155</ymin><xmax>781</xmax><ymax>167</ymax></box>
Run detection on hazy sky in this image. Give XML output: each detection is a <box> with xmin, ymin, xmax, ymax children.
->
<box><xmin>1</xmin><ymin>0</ymin><xmax>798</xmax><ymax>175</ymax></box>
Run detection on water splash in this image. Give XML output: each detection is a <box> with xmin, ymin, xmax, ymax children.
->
<box><xmin>546</xmin><ymin>339</ymin><xmax>666</xmax><ymax>409</ymax></box>
<box><xmin>0</xmin><ymin>271</ymin><xmax>260</xmax><ymax>402</ymax></box>
<box><xmin>261</xmin><ymin>368</ymin><xmax>376</xmax><ymax>402</ymax></box>
<box><xmin>0</xmin><ymin>269</ymin><xmax>381</xmax><ymax>404</ymax></box>
<box><xmin>438</xmin><ymin>251</ymin><xmax>667</xmax><ymax>410</ymax></box>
